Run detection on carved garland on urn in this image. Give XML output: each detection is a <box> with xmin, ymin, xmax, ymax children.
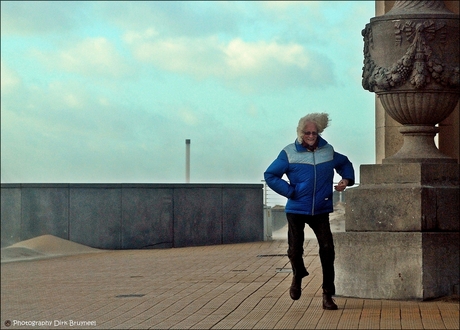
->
<box><xmin>362</xmin><ymin>20</ymin><xmax>459</xmax><ymax>93</ymax></box>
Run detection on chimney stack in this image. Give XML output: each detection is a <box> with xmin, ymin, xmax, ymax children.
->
<box><xmin>185</xmin><ymin>139</ymin><xmax>190</xmax><ymax>183</ymax></box>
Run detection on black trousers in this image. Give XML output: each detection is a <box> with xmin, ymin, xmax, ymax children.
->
<box><xmin>286</xmin><ymin>212</ymin><xmax>335</xmax><ymax>295</ymax></box>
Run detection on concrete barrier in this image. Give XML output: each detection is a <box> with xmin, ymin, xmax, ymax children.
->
<box><xmin>1</xmin><ymin>183</ymin><xmax>263</xmax><ymax>249</ymax></box>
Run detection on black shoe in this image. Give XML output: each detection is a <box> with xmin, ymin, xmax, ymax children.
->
<box><xmin>322</xmin><ymin>293</ymin><xmax>338</xmax><ymax>310</ymax></box>
<box><xmin>290</xmin><ymin>276</ymin><xmax>302</xmax><ymax>300</ymax></box>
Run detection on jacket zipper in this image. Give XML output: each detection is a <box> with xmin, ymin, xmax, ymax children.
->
<box><xmin>312</xmin><ymin>150</ymin><xmax>317</xmax><ymax>215</ymax></box>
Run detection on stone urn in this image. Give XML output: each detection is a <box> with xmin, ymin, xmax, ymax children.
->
<box><xmin>362</xmin><ymin>0</ymin><xmax>459</xmax><ymax>163</ymax></box>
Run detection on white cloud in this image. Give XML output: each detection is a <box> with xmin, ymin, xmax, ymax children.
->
<box><xmin>0</xmin><ymin>61</ymin><xmax>22</xmax><ymax>93</ymax></box>
<box><xmin>127</xmin><ymin>35</ymin><xmax>225</xmax><ymax>78</ymax></box>
<box><xmin>179</xmin><ymin>107</ymin><xmax>199</xmax><ymax>126</ymax></box>
<box><xmin>124</xmin><ymin>33</ymin><xmax>334</xmax><ymax>92</ymax></box>
<box><xmin>99</xmin><ymin>1</ymin><xmax>240</xmax><ymax>38</ymax></box>
<box><xmin>33</xmin><ymin>37</ymin><xmax>132</xmax><ymax>79</ymax></box>
<box><xmin>224</xmin><ymin>38</ymin><xmax>309</xmax><ymax>75</ymax></box>
<box><xmin>1</xmin><ymin>1</ymin><xmax>83</xmax><ymax>36</ymax></box>
<box><xmin>247</xmin><ymin>104</ymin><xmax>259</xmax><ymax>118</ymax></box>
<box><xmin>122</xmin><ymin>28</ymin><xmax>159</xmax><ymax>44</ymax></box>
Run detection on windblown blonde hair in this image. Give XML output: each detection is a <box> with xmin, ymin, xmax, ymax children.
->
<box><xmin>296</xmin><ymin>113</ymin><xmax>330</xmax><ymax>143</ymax></box>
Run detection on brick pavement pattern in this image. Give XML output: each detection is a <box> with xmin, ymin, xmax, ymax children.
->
<box><xmin>1</xmin><ymin>239</ymin><xmax>459</xmax><ymax>329</ymax></box>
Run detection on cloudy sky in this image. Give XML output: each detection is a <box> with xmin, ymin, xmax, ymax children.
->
<box><xmin>1</xmin><ymin>1</ymin><xmax>376</xmax><ymax>184</ymax></box>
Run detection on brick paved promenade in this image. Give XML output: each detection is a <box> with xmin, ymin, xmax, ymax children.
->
<box><xmin>1</xmin><ymin>238</ymin><xmax>459</xmax><ymax>329</ymax></box>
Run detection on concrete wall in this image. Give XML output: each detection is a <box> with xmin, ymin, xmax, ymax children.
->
<box><xmin>1</xmin><ymin>183</ymin><xmax>264</xmax><ymax>249</ymax></box>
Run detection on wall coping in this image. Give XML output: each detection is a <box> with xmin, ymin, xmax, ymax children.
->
<box><xmin>1</xmin><ymin>183</ymin><xmax>263</xmax><ymax>189</ymax></box>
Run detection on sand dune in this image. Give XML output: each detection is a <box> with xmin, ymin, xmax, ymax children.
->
<box><xmin>1</xmin><ymin>235</ymin><xmax>101</xmax><ymax>263</ymax></box>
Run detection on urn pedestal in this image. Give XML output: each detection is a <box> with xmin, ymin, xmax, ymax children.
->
<box><xmin>335</xmin><ymin>1</ymin><xmax>459</xmax><ymax>300</ymax></box>
<box><xmin>335</xmin><ymin>163</ymin><xmax>459</xmax><ymax>300</ymax></box>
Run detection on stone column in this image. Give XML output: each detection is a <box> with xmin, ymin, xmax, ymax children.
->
<box><xmin>375</xmin><ymin>1</ymin><xmax>403</xmax><ymax>164</ymax></box>
<box><xmin>335</xmin><ymin>1</ymin><xmax>459</xmax><ymax>300</ymax></box>
<box><xmin>434</xmin><ymin>1</ymin><xmax>459</xmax><ymax>162</ymax></box>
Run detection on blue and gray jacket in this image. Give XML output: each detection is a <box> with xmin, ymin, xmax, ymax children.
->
<box><xmin>264</xmin><ymin>136</ymin><xmax>355</xmax><ymax>215</ymax></box>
